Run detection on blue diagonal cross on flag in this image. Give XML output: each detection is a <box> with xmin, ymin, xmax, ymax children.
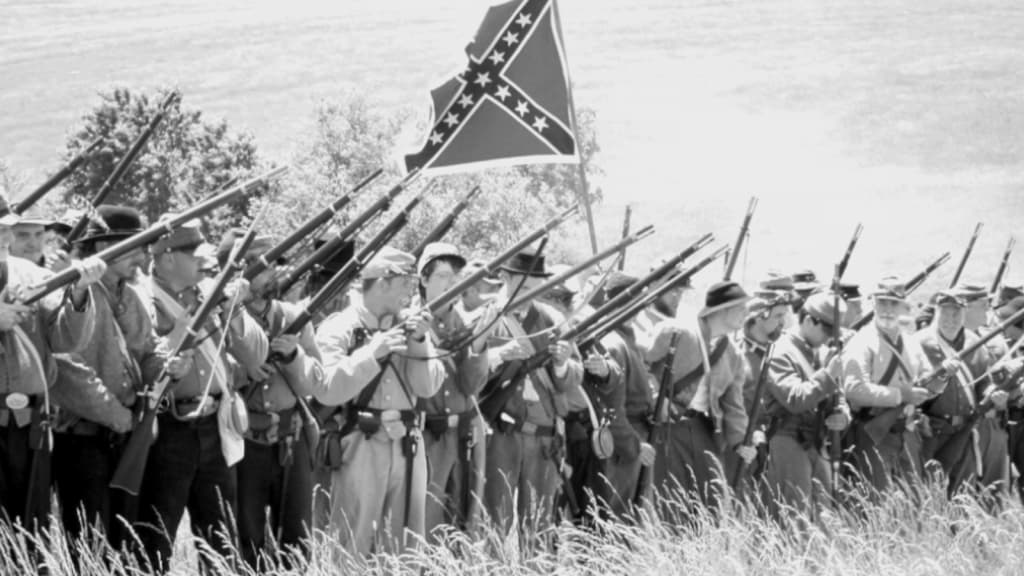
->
<box><xmin>405</xmin><ymin>0</ymin><xmax>580</xmax><ymax>175</ymax></box>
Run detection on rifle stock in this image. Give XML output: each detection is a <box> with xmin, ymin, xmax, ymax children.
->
<box><xmin>16</xmin><ymin>137</ymin><xmax>104</xmax><ymax>214</ymax></box>
<box><xmin>731</xmin><ymin>342</ymin><xmax>774</xmax><ymax>490</ymax></box>
<box><xmin>110</xmin><ymin>210</ymin><xmax>265</xmax><ymax>495</ymax></box>
<box><xmin>68</xmin><ymin>91</ymin><xmax>181</xmax><ymax>241</ymax></box>
<box><xmin>633</xmin><ymin>330</ymin><xmax>682</xmax><ymax>506</ymax></box>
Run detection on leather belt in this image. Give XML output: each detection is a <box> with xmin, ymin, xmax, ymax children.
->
<box><xmin>424</xmin><ymin>410</ymin><xmax>474</xmax><ymax>433</ymax></box>
<box><xmin>497</xmin><ymin>411</ymin><xmax>555</xmax><ymax>437</ymax></box>
<box><xmin>169</xmin><ymin>395</ymin><xmax>221</xmax><ymax>420</ymax></box>
<box><xmin>929</xmin><ymin>413</ymin><xmax>968</xmax><ymax>428</ymax></box>
<box><xmin>0</xmin><ymin>394</ymin><xmax>41</xmax><ymax>428</ymax></box>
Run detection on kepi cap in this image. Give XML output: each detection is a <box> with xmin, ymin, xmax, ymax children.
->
<box><xmin>151</xmin><ymin>218</ymin><xmax>205</xmax><ymax>254</ymax></box>
<box><xmin>802</xmin><ymin>291</ymin><xmax>846</xmax><ymax>336</ymax></box>
<box><xmin>417</xmin><ymin>242</ymin><xmax>466</xmax><ymax>277</ymax></box>
<box><xmin>362</xmin><ymin>246</ymin><xmax>416</xmax><ymax>280</ymax></box>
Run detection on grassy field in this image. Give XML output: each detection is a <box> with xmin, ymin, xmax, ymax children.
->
<box><xmin>2</xmin><ymin>0</ymin><xmax>1023</xmax><ymax>294</ymax></box>
<box><xmin>4</xmin><ymin>477</ymin><xmax>1023</xmax><ymax>575</ymax></box>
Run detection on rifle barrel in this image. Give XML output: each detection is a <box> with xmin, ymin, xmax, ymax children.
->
<box><xmin>949</xmin><ymin>222</ymin><xmax>983</xmax><ymax>288</ymax></box>
<box><xmin>16</xmin><ymin>137</ymin><xmax>104</xmax><ymax>214</ymax></box>
<box><xmin>724</xmin><ymin>196</ymin><xmax>757</xmax><ymax>281</ymax></box>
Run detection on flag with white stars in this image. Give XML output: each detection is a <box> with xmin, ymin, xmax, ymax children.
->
<box><xmin>404</xmin><ymin>0</ymin><xmax>579</xmax><ymax>175</ymax></box>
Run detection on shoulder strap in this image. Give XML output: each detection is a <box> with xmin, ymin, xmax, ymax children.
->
<box><xmin>673</xmin><ymin>336</ymin><xmax>729</xmax><ymax>392</ymax></box>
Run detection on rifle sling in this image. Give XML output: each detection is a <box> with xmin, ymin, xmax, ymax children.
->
<box><xmin>671</xmin><ymin>337</ymin><xmax>729</xmax><ymax>397</ymax></box>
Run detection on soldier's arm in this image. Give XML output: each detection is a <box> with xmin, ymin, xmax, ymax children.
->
<box><xmin>401</xmin><ymin>335</ymin><xmax>445</xmax><ymax>398</ymax></box>
<box><xmin>222</xmin><ymin>305</ymin><xmax>269</xmax><ymax>381</ymax></box>
<box><xmin>120</xmin><ymin>285</ymin><xmax>168</xmax><ymax>383</ymax></box>
<box><xmin>842</xmin><ymin>342</ymin><xmax>902</xmax><ymax>408</ymax></box>
<box><xmin>43</xmin><ymin>283</ymin><xmax>96</xmax><ymax>354</ymax></box>
<box><xmin>452</xmin><ymin>313</ymin><xmax>490</xmax><ymax>396</ymax></box>
<box><xmin>276</xmin><ymin>319</ymin><xmax>324</xmax><ymax>397</ymax></box>
<box><xmin>720</xmin><ymin>353</ymin><xmax>749</xmax><ymax>448</ymax></box>
<box><xmin>765</xmin><ymin>353</ymin><xmax>840</xmax><ymax>414</ymax></box>
<box><xmin>51</xmin><ymin>354</ymin><xmax>132</xmax><ymax>431</ymax></box>
<box><xmin>313</xmin><ymin>318</ymin><xmax>384</xmax><ymax>405</ymax></box>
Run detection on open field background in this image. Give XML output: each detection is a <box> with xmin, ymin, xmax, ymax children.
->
<box><xmin>2</xmin><ymin>0</ymin><xmax>1023</xmax><ymax>295</ymax></box>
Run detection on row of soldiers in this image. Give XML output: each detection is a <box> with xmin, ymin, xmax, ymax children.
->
<box><xmin>1</xmin><ymin>191</ymin><xmax>1023</xmax><ymax>573</ymax></box>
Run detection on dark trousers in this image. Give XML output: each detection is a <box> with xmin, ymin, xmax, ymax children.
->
<box><xmin>652</xmin><ymin>414</ymin><xmax>722</xmax><ymax>521</ymax></box>
<box><xmin>53</xmin><ymin>431</ymin><xmax>137</xmax><ymax>548</ymax></box>
<box><xmin>1008</xmin><ymin>408</ymin><xmax>1024</xmax><ymax>503</ymax></box>
<box><xmin>564</xmin><ymin>415</ymin><xmax>606</xmax><ymax>523</ymax></box>
<box><xmin>137</xmin><ymin>413</ymin><xmax>237</xmax><ymax>574</ymax></box>
<box><xmin>236</xmin><ymin>437</ymin><xmax>312</xmax><ymax>568</ymax></box>
<box><xmin>0</xmin><ymin>421</ymin><xmax>36</xmax><ymax>525</ymax></box>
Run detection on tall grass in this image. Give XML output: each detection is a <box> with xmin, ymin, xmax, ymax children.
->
<box><xmin>5</xmin><ymin>474</ymin><xmax>1023</xmax><ymax>575</ymax></box>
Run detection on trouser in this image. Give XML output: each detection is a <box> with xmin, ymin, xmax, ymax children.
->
<box><xmin>564</xmin><ymin>412</ymin><xmax>606</xmax><ymax>523</ymax></box>
<box><xmin>652</xmin><ymin>413</ymin><xmax>723</xmax><ymax>517</ymax></box>
<box><xmin>844</xmin><ymin>419</ymin><xmax>922</xmax><ymax>494</ymax></box>
<box><xmin>0</xmin><ymin>419</ymin><xmax>38</xmax><ymax>526</ymax></box>
<box><xmin>137</xmin><ymin>413</ymin><xmax>238</xmax><ymax>574</ymax></box>
<box><xmin>423</xmin><ymin>418</ymin><xmax>485</xmax><ymax>539</ymax></box>
<box><xmin>483</xmin><ymin>429</ymin><xmax>558</xmax><ymax>532</ymax></box>
<box><xmin>329</xmin><ymin>430</ymin><xmax>426</xmax><ymax>555</ymax></box>
<box><xmin>920</xmin><ymin>420</ymin><xmax>975</xmax><ymax>495</ymax></box>
<box><xmin>53</xmin><ymin>430</ymin><xmax>137</xmax><ymax>548</ymax></box>
<box><xmin>763</xmin><ymin>434</ymin><xmax>831</xmax><ymax>519</ymax></box>
<box><xmin>236</xmin><ymin>435</ymin><xmax>312</xmax><ymax>568</ymax></box>
<box><xmin>603</xmin><ymin>450</ymin><xmax>642</xmax><ymax>518</ymax></box>
<box><xmin>976</xmin><ymin>416</ymin><xmax>1009</xmax><ymax>492</ymax></box>
<box><xmin>1009</xmin><ymin>408</ymin><xmax>1024</xmax><ymax>502</ymax></box>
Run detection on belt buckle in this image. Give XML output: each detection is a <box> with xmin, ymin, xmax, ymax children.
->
<box><xmin>521</xmin><ymin>422</ymin><xmax>538</xmax><ymax>435</ymax></box>
<box><xmin>380</xmin><ymin>409</ymin><xmax>400</xmax><ymax>422</ymax></box>
<box><xmin>5</xmin><ymin>393</ymin><xmax>28</xmax><ymax>410</ymax></box>
<box><xmin>951</xmin><ymin>415</ymin><xmax>963</xmax><ymax>427</ymax></box>
<box><xmin>447</xmin><ymin>415</ymin><xmax>459</xmax><ymax>428</ymax></box>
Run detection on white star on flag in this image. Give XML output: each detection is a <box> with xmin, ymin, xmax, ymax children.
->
<box><xmin>532</xmin><ymin>116</ymin><xmax>548</xmax><ymax>132</ymax></box>
<box><xmin>488</xmin><ymin>51</ymin><xmax>505</xmax><ymax>65</ymax></box>
<box><xmin>516</xmin><ymin>13</ymin><xmax>532</xmax><ymax>27</ymax></box>
<box><xmin>495</xmin><ymin>85</ymin><xmax>511</xmax><ymax>101</ymax></box>
<box><xmin>458</xmin><ymin>93</ymin><xmax>474</xmax><ymax>108</ymax></box>
<box><xmin>444</xmin><ymin>112</ymin><xmax>460</xmax><ymax>127</ymax></box>
<box><xmin>429</xmin><ymin>131</ymin><xmax>443</xmax><ymax>145</ymax></box>
<box><xmin>515</xmin><ymin>100</ymin><xmax>529</xmax><ymax>117</ymax></box>
<box><xmin>502</xmin><ymin>31</ymin><xmax>519</xmax><ymax>45</ymax></box>
<box><xmin>474</xmin><ymin>72</ymin><xmax>491</xmax><ymax>87</ymax></box>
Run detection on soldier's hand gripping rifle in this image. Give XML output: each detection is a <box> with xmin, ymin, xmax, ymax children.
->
<box><xmin>242</xmin><ymin>167</ymin><xmax>385</xmax><ymax>281</ymax></box>
<box><xmin>67</xmin><ymin>91</ymin><xmax>181</xmax><ymax>242</ymax></box>
<box><xmin>863</xmin><ymin>303</ymin><xmax>1024</xmax><ymax>445</ymax></box>
<box><xmin>723</xmin><ymin>197</ymin><xmax>757</xmax><ymax>281</ymax></box>
<box><xmin>109</xmin><ymin>209</ymin><xmax>266</xmax><ymax>495</ymax></box>
<box><xmin>411</xmin><ymin>186</ymin><xmax>482</xmax><ymax>260</ymax></box>
<box><xmin>990</xmin><ymin>237</ymin><xmax>1015</xmax><ymax>297</ymax></box>
<box><xmin>22</xmin><ymin>167</ymin><xmax>286</xmax><ymax>306</ymax></box>
<box><xmin>949</xmin><ymin>222</ymin><xmax>983</xmax><ymax>289</ymax></box>
<box><xmin>16</xmin><ymin>137</ymin><xmax>104</xmax><ymax>214</ymax></box>
<box><xmin>850</xmin><ymin>252</ymin><xmax>952</xmax><ymax>332</ymax></box>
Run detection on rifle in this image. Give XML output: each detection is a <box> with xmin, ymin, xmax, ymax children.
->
<box><xmin>990</xmin><ymin>237</ymin><xmax>1015</xmax><ymax>297</ymax></box>
<box><xmin>22</xmin><ymin>167</ymin><xmax>285</xmax><ymax>305</ymax></box>
<box><xmin>723</xmin><ymin>197</ymin><xmax>757</xmax><ymax>281</ymax></box>
<box><xmin>410</xmin><ymin>185</ymin><xmax>481</xmax><ymax>259</ymax></box>
<box><xmin>619</xmin><ymin>205</ymin><xmax>632</xmax><ymax>271</ymax></box>
<box><xmin>243</xmin><ymin>167</ymin><xmax>385</xmax><ymax>280</ymax></box>
<box><xmin>16</xmin><ymin>137</ymin><xmax>104</xmax><ymax>214</ymax></box>
<box><xmin>110</xmin><ymin>208</ymin><xmax>266</xmax><ymax>495</ymax></box>
<box><xmin>949</xmin><ymin>222</ymin><xmax>983</xmax><ymax>289</ymax></box>
<box><xmin>851</xmin><ymin>252</ymin><xmax>952</xmax><ymax>332</ymax></box>
<box><xmin>837</xmin><ymin>223</ymin><xmax>863</xmax><ymax>280</ymax></box>
<box><xmin>424</xmin><ymin>205</ymin><xmax>581</xmax><ymax>314</ymax></box>
<box><xmin>730</xmin><ymin>343</ymin><xmax>774</xmax><ymax>491</ymax></box>
<box><xmin>506</xmin><ymin>224</ymin><xmax>655</xmax><ymax>310</ymax></box>
<box><xmin>862</xmin><ymin>303</ymin><xmax>1024</xmax><ymax>445</ymax></box>
<box><xmin>581</xmin><ymin>246</ymin><xmax>730</xmax><ymax>348</ymax></box>
<box><xmin>67</xmin><ymin>91</ymin><xmax>181</xmax><ymax>241</ymax></box>
<box><xmin>828</xmin><ymin>264</ymin><xmax>844</xmax><ymax>498</ymax></box>
<box><xmin>633</xmin><ymin>330</ymin><xmax>681</xmax><ymax>506</ymax></box>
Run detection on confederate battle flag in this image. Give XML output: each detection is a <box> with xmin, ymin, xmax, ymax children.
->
<box><xmin>404</xmin><ymin>0</ymin><xmax>579</xmax><ymax>175</ymax></box>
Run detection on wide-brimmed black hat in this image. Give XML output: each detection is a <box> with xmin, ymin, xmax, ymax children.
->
<box><xmin>699</xmin><ymin>281</ymin><xmax>751</xmax><ymax>317</ymax></box>
<box><xmin>312</xmin><ymin>238</ymin><xmax>356</xmax><ymax>278</ymax></box>
<box><xmin>498</xmin><ymin>249</ymin><xmax>551</xmax><ymax>278</ymax></box>
<box><xmin>73</xmin><ymin>205</ymin><xmax>145</xmax><ymax>244</ymax></box>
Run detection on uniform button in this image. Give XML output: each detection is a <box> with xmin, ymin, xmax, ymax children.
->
<box><xmin>444</xmin><ymin>390</ymin><xmax>450</xmax><ymax>396</ymax></box>
<box><xmin>199</xmin><ymin>369</ymin><xmax>206</xmax><ymax>376</ymax></box>
<box><xmin>384</xmin><ymin>395</ymin><xmax>391</xmax><ymax>401</ymax></box>
<box><xmin>264</xmin><ymin>401</ymin><xmax>272</xmax><ymax>409</ymax></box>
<box><xmin>263</xmin><ymin>383</ymin><xmax>270</xmax><ymax>390</ymax></box>
<box><xmin>445</xmin><ymin>407</ymin><xmax>451</xmax><ymax>414</ymax></box>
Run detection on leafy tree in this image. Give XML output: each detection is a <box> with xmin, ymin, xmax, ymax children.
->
<box><xmin>61</xmin><ymin>87</ymin><xmax>275</xmax><ymax>236</ymax></box>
